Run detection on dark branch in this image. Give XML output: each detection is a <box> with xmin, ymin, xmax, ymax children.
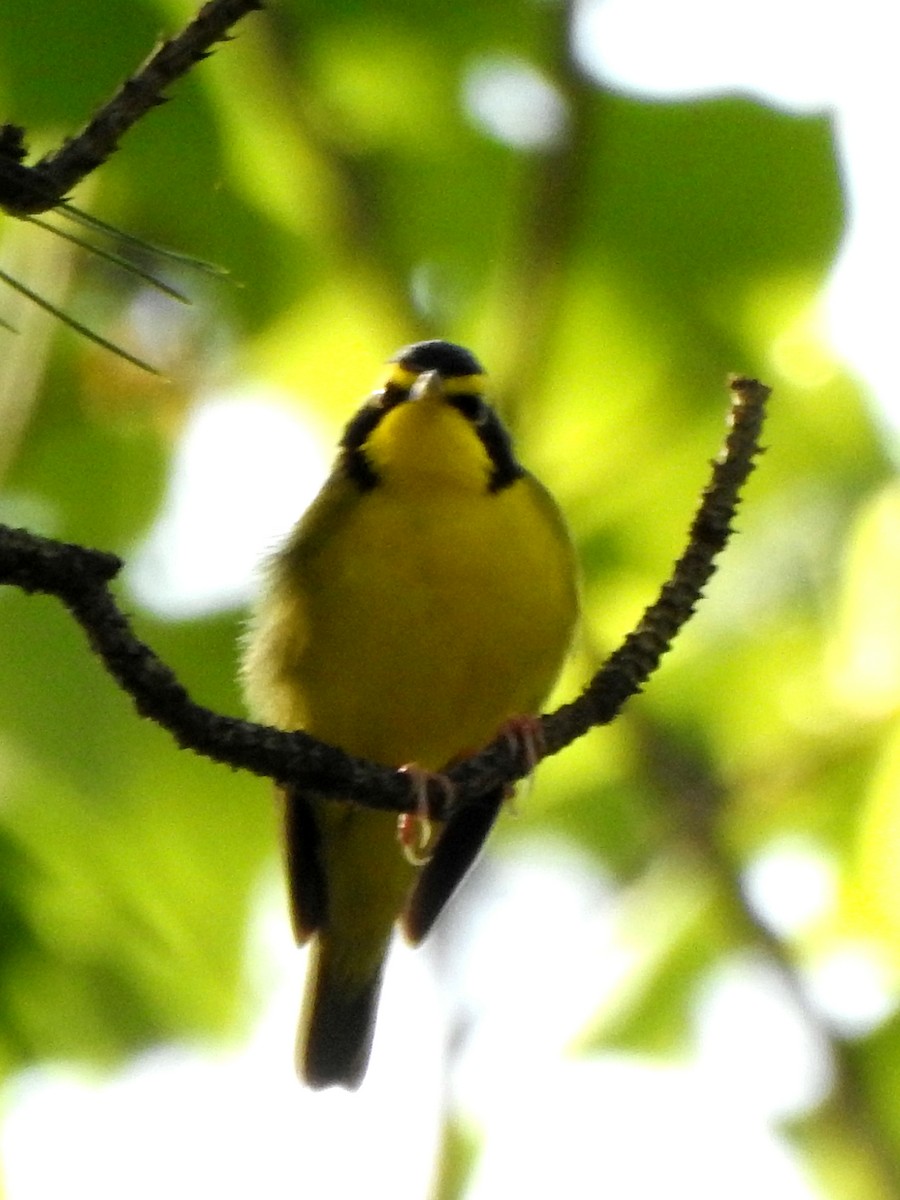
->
<box><xmin>445</xmin><ymin>375</ymin><xmax>770</xmax><ymax>804</ymax></box>
<box><xmin>0</xmin><ymin>0</ymin><xmax>263</xmax><ymax>217</ymax></box>
<box><xmin>0</xmin><ymin>0</ymin><xmax>260</xmax><ymax>370</ymax></box>
<box><xmin>0</xmin><ymin>530</ymin><xmax>410</xmax><ymax>811</ymax></box>
<box><xmin>0</xmin><ymin>376</ymin><xmax>770</xmax><ymax>821</ymax></box>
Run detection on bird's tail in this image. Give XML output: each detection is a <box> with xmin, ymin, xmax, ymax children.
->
<box><xmin>299</xmin><ymin>936</ymin><xmax>386</xmax><ymax>1090</ymax></box>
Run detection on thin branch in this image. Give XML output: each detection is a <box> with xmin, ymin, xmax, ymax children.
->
<box><xmin>0</xmin><ymin>0</ymin><xmax>264</xmax><ymax>217</ymax></box>
<box><xmin>0</xmin><ymin>375</ymin><xmax>770</xmax><ymax>820</ymax></box>
<box><xmin>450</xmin><ymin>375</ymin><xmax>771</xmax><ymax>798</ymax></box>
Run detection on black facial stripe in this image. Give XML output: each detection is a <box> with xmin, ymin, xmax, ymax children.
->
<box><xmin>447</xmin><ymin>392</ymin><xmax>485</xmax><ymax>423</ymax></box>
<box><xmin>339</xmin><ymin>383</ymin><xmax>410</xmax><ymax>490</ymax></box>
<box><xmin>441</xmin><ymin>392</ymin><xmax>524</xmax><ymax>490</ymax></box>
<box><xmin>480</xmin><ymin>410</ymin><xmax>525</xmax><ymax>492</ymax></box>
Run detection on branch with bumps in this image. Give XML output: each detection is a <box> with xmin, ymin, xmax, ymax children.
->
<box><xmin>0</xmin><ymin>0</ymin><xmax>263</xmax><ymax>216</ymax></box>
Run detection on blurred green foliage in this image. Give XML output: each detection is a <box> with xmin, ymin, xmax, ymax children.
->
<box><xmin>1</xmin><ymin>1</ymin><xmax>898</xmax><ymax>1197</ymax></box>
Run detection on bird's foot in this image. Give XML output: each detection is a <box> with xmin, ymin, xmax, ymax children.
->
<box><xmin>498</xmin><ymin>714</ymin><xmax>546</xmax><ymax>813</ymax></box>
<box><xmin>396</xmin><ymin>766</ymin><xmax>453</xmax><ymax>866</ymax></box>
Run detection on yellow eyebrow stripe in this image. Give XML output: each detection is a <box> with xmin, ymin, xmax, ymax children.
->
<box><xmin>384</xmin><ymin>366</ymin><xmax>418</xmax><ymax>389</ymax></box>
<box><xmin>383</xmin><ymin>365</ymin><xmax>487</xmax><ymax>394</ymax></box>
<box><xmin>443</xmin><ymin>373</ymin><xmax>487</xmax><ymax>395</ymax></box>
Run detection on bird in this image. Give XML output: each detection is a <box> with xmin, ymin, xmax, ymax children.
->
<box><xmin>242</xmin><ymin>339</ymin><xmax>579</xmax><ymax>1089</ymax></box>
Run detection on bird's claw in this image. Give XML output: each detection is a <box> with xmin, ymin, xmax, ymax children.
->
<box><xmin>396</xmin><ymin>765</ymin><xmax>453</xmax><ymax>866</ymax></box>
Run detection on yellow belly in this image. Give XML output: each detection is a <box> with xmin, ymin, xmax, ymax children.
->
<box><xmin>249</xmin><ymin>472</ymin><xmax>577</xmax><ymax>771</ymax></box>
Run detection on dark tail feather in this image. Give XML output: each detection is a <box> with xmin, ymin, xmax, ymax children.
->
<box><xmin>402</xmin><ymin>786</ymin><xmax>505</xmax><ymax>944</ymax></box>
<box><xmin>299</xmin><ymin>939</ymin><xmax>385</xmax><ymax>1090</ymax></box>
<box><xmin>282</xmin><ymin>787</ymin><xmax>327</xmax><ymax>944</ymax></box>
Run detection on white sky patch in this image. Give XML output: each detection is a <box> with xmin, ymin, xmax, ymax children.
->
<box><xmin>804</xmin><ymin>941</ymin><xmax>898</xmax><ymax>1039</ymax></box>
<box><xmin>466</xmin><ymin>1057</ymin><xmax>819</xmax><ymax>1200</ymax></box>
<box><xmin>462</xmin><ymin>55</ymin><xmax>570</xmax><ymax>149</ymax></box>
<box><xmin>445</xmin><ymin>839</ymin><xmax>621</xmax><ymax>1110</ymax></box>
<box><xmin>742</xmin><ymin>837</ymin><xmax>838</xmax><ymax>939</ymax></box>
<box><xmin>693</xmin><ymin>953</ymin><xmax>834</xmax><ymax>1121</ymax></box>
<box><xmin>128</xmin><ymin>387</ymin><xmax>328</xmax><ymax>619</ymax></box>
<box><xmin>572</xmin><ymin>0</ymin><xmax>840</xmax><ymax>110</ymax></box>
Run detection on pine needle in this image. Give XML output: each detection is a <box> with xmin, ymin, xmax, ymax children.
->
<box><xmin>0</xmin><ymin>267</ymin><xmax>164</xmax><ymax>376</ymax></box>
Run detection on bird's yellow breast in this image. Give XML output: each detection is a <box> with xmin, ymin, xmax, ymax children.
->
<box><xmin>245</xmin><ymin>402</ymin><xmax>577</xmax><ymax>770</ymax></box>
<box><xmin>364</xmin><ymin>384</ymin><xmax>492</xmax><ymax>493</ymax></box>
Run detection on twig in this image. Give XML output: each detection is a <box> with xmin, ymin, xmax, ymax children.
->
<box><xmin>0</xmin><ymin>0</ymin><xmax>264</xmax><ymax>217</ymax></box>
<box><xmin>0</xmin><ymin>375</ymin><xmax>769</xmax><ymax>819</ymax></box>
<box><xmin>449</xmin><ymin>375</ymin><xmax>770</xmax><ymax>802</ymax></box>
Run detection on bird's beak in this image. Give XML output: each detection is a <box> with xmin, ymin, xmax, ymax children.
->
<box><xmin>409</xmin><ymin>369</ymin><xmax>444</xmax><ymax>404</ymax></box>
